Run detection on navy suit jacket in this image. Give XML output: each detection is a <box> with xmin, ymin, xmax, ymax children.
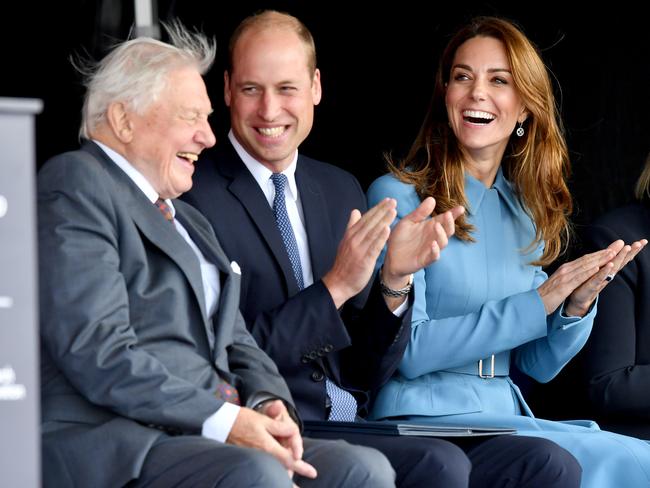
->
<box><xmin>183</xmin><ymin>141</ymin><xmax>413</xmax><ymax>420</ymax></box>
<box><xmin>577</xmin><ymin>202</ymin><xmax>650</xmax><ymax>437</ymax></box>
<box><xmin>530</xmin><ymin>201</ymin><xmax>650</xmax><ymax>438</ymax></box>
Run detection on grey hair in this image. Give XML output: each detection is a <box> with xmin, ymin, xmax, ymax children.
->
<box><xmin>77</xmin><ymin>20</ymin><xmax>216</xmax><ymax>139</ymax></box>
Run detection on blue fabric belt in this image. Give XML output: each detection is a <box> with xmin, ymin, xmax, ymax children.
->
<box><xmin>442</xmin><ymin>351</ymin><xmax>510</xmax><ymax>377</ymax></box>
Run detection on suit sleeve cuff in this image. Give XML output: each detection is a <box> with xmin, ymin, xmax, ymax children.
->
<box><xmin>391</xmin><ymin>298</ymin><xmax>409</xmax><ymax>317</ymax></box>
<box><xmin>553</xmin><ymin>296</ymin><xmax>598</xmax><ymax>330</ymax></box>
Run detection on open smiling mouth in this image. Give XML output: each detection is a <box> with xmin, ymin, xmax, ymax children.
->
<box><xmin>176</xmin><ymin>152</ymin><xmax>198</xmax><ymax>163</ymax></box>
<box><xmin>257</xmin><ymin>127</ymin><xmax>286</xmax><ymax>138</ymax></box>
<box><xmin>463</xmin><ymin>110</ymin><xmax>495</xmax><ymax>125</ymax></box>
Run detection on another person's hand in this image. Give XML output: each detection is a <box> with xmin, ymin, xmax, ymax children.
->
<box><xmin>226</xmin><ymin>404</ymin><xmax>317</xmax><ymax>482</ymax></box>
<box><xmin>323</xmin><ymin>198</ymin><xmax>397</xmax><ymax>308</ymax></box>
<box><xmin>382</xmin><ymin>197</ymin><xmax>464</xmax><ymax>282</ymax></box>
<box><xmin>537</xmin><ymin>238</ymin><xmax>647</xmax><ymax>316</ymax></box>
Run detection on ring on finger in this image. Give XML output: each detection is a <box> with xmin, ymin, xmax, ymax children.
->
<box><xmin>605</xmin><ymin>273</ymin><xmax>615</xmax><ymax>282</ymax></box>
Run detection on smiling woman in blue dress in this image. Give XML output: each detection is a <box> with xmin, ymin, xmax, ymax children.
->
<box><xmin>368</xmin><ymin>16</ymin><xmax>648</xmax><ymax>488</ymax></box>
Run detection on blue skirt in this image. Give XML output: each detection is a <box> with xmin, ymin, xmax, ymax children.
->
<box><xmin>404</xmin><ymin>413</ymin><xmax>650</xmax><ymax>488</ymax></box>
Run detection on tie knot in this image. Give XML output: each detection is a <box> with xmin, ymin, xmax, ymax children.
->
<box><xmin>154</xmin><ymin>198</ymin><xmax>174</xmax><ymax>223</ymax></box>
<box><xmin>270</xmin><ymin>173</ymin><xmax>287</xmax><ymax>193</ymax></box>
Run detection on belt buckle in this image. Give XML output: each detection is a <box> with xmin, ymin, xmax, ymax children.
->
<box><xmin>478</xmin><ymin>354</ymin><xmax>495</xmax><ymax>379</ymax></box>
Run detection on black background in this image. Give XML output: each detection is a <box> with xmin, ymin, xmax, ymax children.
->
<box><xmin>2</xmin><ymin>0</ymin><xmax>648</xmax><ymax>419</ymax></box>
<box><xmin>3</xmin><ymin>1</ymin><xmax>649</xmax><ymax>248</ymax></box>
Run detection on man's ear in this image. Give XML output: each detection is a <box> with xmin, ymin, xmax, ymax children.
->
<box><xmin>312</xmin><ymin>68</ymin><xmax>322</xmax><ymax>106</ymax></box>
<box><xmin>106</xmin><ymin>102</ymin><xmax>133</xmax><ymax>143</ymax></box>
<box><xmin>224</xmin><ymin>70</ymin><xmax>232</xmax><ymax>107</ymax></box>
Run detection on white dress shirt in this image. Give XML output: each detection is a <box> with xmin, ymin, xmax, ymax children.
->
<box><xmin>229</xmin><ymin>131</ymin><xmax>407</xmax><ymax>316</ymax></box>
<box><xmin>230</xmin><ymin>132</ymin><xmax>314</xmax><ymax>287</ymax></box>
<box><xmin>94</xmin><ymin>140</ymin><xmax>238</xmax><ymax>442</ymax></box>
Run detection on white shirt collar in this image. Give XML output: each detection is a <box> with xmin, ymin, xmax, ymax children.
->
<box><xmin>93</xmin><ymin>139</ymin><xmax>175</xmax><ymax>216</ymax></box>
<box><xmin>228</xmin><ymin>130</ymin><xmax>299</xmax><ymax>202</ymax></box>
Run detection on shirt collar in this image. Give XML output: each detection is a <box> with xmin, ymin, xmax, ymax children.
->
<box><xmin>92</xmin><ymin>139</ymin><xmax>175</xmax><ymax>216</ymax></box>
<box><xmin>464</xmin><ymin>166</ymin><xmax>521</xmax><ymax>217</ymax></box>
<box><xmin>228</xmin><ymin>130</ymin><xmax>299</xmax><ymax>202</ymax></box>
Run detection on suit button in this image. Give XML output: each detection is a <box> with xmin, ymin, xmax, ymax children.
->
<box><xmin>308</xmin><ymin>351</ymin><xmax>318</xmax><ymax>360</ymax></box>
<box><xmin>301</xmin><ymin>354</ymin><xmax>311</xmax><ymax>363</ymax></box>
<box><xmin>311</xmin><ymin>371</ymin><xmax>325</xmax><ymax>382</ymax></box>
<box><xmin>323</xmin><ymin>344</ymin><xmax>334</xmax><ymax>353</ymax></box>
<box><xmin>317</xmin><ymin>347</ymin><xmax>326</xmax><ymax>357</ymax></box>
<box><xmin>393</xmin><ymin>327</ymin><xmax>404</xmax><ymax>343</ymax></box>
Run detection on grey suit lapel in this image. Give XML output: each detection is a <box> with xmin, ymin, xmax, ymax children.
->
<box><xmin>83</xmin><ymin>142</ymin><xmax>212</xmax><ymax>336</ymax></box>
<box><xmin>130</xmin><ymin>206</ymin><xmax>210</xmax><ymax>320</ymax></box>
<box><xmin>177</xmin><ymin>211</ymin><xmax>240</xmax><ymax>366</ymax></box>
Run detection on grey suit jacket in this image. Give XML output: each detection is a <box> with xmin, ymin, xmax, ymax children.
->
<box><xmin>38</xmin><ymin>141</ymin><xmax>294</xmax><ymax>488</ymax></box>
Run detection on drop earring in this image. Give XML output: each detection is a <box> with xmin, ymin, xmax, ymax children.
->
<box><xmin>516</xmin><ymin>121</ymin><xmax>525</xmax><ymax>137</ymax></box>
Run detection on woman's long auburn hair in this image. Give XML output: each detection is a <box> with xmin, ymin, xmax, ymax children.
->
<box><xmin>390</xmin><ymin>17</ymin><xmax>572</xmax><ymax>266</ymax></box>
<box><xmin>635</xmin><ymin>151</ymin><xmax>650</xmax><ymax>201</ymax></box>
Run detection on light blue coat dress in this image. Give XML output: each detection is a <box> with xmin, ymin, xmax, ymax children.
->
<box><xmin>368</xmin><ymin>171</ymin><xmax>650</xmax><ymax>487</ymax></box>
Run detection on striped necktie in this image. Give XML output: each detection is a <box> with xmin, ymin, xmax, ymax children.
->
<box><xmin>154</xmin><ymin>198</ymin><xmax>239</xmax><ymax>404</ymax></box>
<box><xmin>215</xmin><ymin>380</ymin><xmax>240</xmax><ymax>405</ymax></box>
<box><xmin>154</xmin><ymin>198</ymin><xmax>174</xmax><ymax>223</ymax></box>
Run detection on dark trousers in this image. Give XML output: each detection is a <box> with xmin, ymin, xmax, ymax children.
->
<box><xmin>461</xmin><ymin>435</ymin><xmax>582</xmax><ymax>488</ymax></box>
<box><xmin>305</xmin><ymin>429</ymin><xmax>581</xmax><ymax>488</ymax></box>
<box><xmin>126</xmin><ymin>434</ymin><xmax>395</xmax><ymax>488</ymax></box>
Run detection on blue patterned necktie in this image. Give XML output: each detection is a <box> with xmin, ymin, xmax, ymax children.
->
<box><xmin>270</xmin><ymin>173</ymin><xmax>357</xmax><ymax>421</ymax></box>
<box><xmin>270</xmin><ymin>173</ymin><xmax>304</xmax><ymax>289</ymax></box>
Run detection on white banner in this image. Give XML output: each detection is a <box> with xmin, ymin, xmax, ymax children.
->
<box><xmin>0</xmin><ymin>97</ymin><xmax>42</xmax><ymax>488</ymax></box>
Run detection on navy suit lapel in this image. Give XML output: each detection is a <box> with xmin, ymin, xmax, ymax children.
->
<box><xmin>296</xmin><ymin>158</ymin><xmax>336</xmax><ymax>281</ymax></box>
<box><xmin>219</xmin><ymin>144</ymin><xmax>301</xmax><ymax>296</ymax></box>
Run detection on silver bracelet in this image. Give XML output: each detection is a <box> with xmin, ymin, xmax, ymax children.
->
<box><xmin>379</xmin><ymin>271</ymin><xmax>413</xmax><ymax>297</ymax></box>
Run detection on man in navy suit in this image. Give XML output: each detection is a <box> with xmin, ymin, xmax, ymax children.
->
<box><xmin>38</xmin><ymin>21</ymin><xmax>396</xmax><ymax>488</ymax></box>
<box><xmin>183</xmin><ymin>10</ymin><xmax>582</xmax><ymax>487</ymax></box>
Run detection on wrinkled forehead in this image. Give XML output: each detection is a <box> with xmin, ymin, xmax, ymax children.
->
<box><xmin>148</xmin><ymin>67</ymin><xmax>212</xmax><ymax>112</ymax></box>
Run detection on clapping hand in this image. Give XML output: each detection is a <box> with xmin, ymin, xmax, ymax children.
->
<box><xmin>538</xmin><ymin>238</ymin><xmax>647</xmax><ymax>316</ymax></box>
<box><xmin>382</xmin><ymin>196</ymin><xmax>464</xmax><ymax>286</ymax></box>
<box><xmin>323</xmin><ymin>198</ymin><xmax>397</xmax><ymax>308</ymax></box>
